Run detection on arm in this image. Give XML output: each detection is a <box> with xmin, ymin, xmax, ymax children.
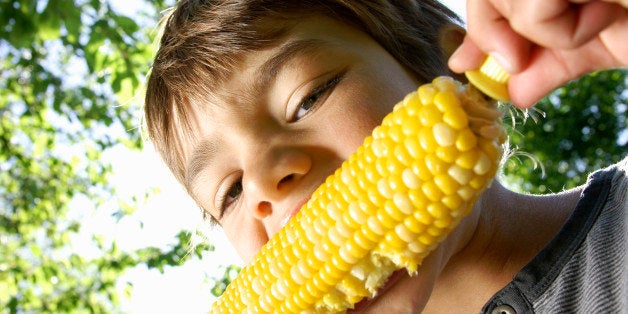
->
<box><xmin>449</xmin><ymin>0</ymin><xmax>628</xmax><ymax>108</ymax></box>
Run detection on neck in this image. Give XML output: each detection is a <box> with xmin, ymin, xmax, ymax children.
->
<box><xmin>423</xmin><ymin>180</ymin><xmax>582</xmax><ymax>313</ymax></box>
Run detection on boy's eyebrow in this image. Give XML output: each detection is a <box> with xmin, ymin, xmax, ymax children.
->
<box><xmin>186</xmin><ymin>138</ymin><xmax>219</xmax><ymax>192</ymax></box>
<box><xmin>185</xmin><ymin>38</ymin><xmax>332</xmax><ymax>191</ymax></box>
<box><xmin>255</xmin><ymin>38</ymin><xmax>331</xmax><ymax>91</ymax></box>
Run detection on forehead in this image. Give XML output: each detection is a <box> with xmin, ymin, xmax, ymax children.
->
<box><xmin>182</xmin><ymin>16</ymin><xmax>376</xmax><ymax>127</ymax></box>
<box><xmin>213</xmin><ymin>16</ymin><xmax>374</xmax><ymax>93</ymax></box>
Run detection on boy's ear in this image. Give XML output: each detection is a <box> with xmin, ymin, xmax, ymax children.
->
<box><xmin>439</xmin><ymin>24</ymin><xmax>466</xmax><ymax>58</ymax></box>
<box><xmin>439</xmin><ymin>24</ymin><xmax>467</xmax><ymax>81</ymax></box>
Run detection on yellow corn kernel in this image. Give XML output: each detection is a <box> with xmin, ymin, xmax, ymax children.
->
<box><xmin>419</xmin><ymin>126</ymin><xmax>438</xmax><ymax>152</ymax></box>
<box><xmin>443</xmin><ymin>105</ymin><xmax>469</xmax><ymax>130</ymax></box>
<box><xmin>411</xmin><ymin>158</ymin><xmax>432</xmax><ymax>182</ymax></box>
<box><xmin>455</xmin><ymin>128</ymin><xmax>478</xmax><ymax>152</ymax></box>
<box><xmin>422</xmin><ymin>180</ymin><xmax>444</xmax><ymax>202</ymax></box>
<box><xmin>432</xmin><ymin>76</ymin><xmax>458</xmax><ymax>93</ymax></box>
<box><xmin>442</xmin><ymin>194</ymin><xmax>463</xmax><ymax>211</ymax></box>
<box><xmin>401</xmin><ymin>168</ymin><xmax>421</xmax><ymax>190</ymax></box>
<box><xmin>417</xmin><ymin>84</ymin><xmax>437</xmax><ymax>105</ymax></box>
<box><xmin>403</xmin><ymin>215</ymin><xmax>426</xmax><ymax>234</ymax></box>
<box><xmin>433</xmin><ymin>122</ymin><xmax>456</xmax><ymax>147</ymax></box>
<box><xmin>436</xmin><ymin>145</ymin><xmax>458</xmax><ymax>163</ymax></box>
<box><xmin>418</xmin><ymin>104</ymin><xmax>442</xmax><ymax>127</ymax></box>
<box><xmin>456</xmin><ymin>149</ymin><xmax>480</xmax><ymax>170</ymax></box>
<box><xmin>434</xmin><ymin>174</ymin><xmax>460</xmax><ymax>196</ymax></box>
<box><xmin>448</xmin><ymin>164</ymin><xmax>474</xmax><ymax>185</ymax></box>
<box><xmin>433</xmin><ymin>91</ymin><xmax>461</xmax><ymax>113</ymax></box>
<box><xmin>209</xmin><ymin>77</ymin><xmax>504</xmax><ymax>313</ymax></box>
<box><xmin>425</xmin><ymin>153</ymin><xmax>448</xmax><ymax>176</ymax></box>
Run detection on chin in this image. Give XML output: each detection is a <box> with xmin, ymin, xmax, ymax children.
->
<box><xmin>349</xmin><ymin>270</ymin><xmax>424</xmax><ymax>313</ymax></box>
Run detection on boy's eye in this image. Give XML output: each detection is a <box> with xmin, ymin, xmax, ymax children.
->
<box><xmin>294</xmin><ymin>93</ymin><xmax>320</xmax><ymax>120</ymax></box>
<box><xmin>219</xmin><ymin>179</ymin><xmax>243</xmax><ymax>217</ymax></box>
<box><xmin>289</xmin><ymin>73</ymin><xmax>343</xmax><ymax>122</ymax></box>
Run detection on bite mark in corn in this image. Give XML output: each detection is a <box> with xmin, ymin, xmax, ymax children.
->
<box><xmin>210</xmin><ymin>76</ymin><xmax>504</xmax><ymax>313</ymax></box>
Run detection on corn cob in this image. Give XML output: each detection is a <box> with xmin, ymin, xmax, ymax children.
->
<box><xmin>210</xmin><ymin>75</ymin><xmax>505</xmax><ymax>313</ymax></box>
<box><xmin>465</xmin><ymin>56</ymin><xmax>510</xmax><ymax>101</ymax></box>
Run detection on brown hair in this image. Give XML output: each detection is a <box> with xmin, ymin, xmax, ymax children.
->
<box><xmin>144</xmin><ymin>0</ymin><xmax>461</xmax><ymax>196</ymax></box>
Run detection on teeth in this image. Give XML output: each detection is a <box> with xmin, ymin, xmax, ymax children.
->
<box><xmin>280</xmin><ymin>215</ymin><xmax>292</xmax><ymax>228</ymax></box>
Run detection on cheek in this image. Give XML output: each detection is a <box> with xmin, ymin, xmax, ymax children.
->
<box><xmin>222</xmin><ymin>215</ymin><xmax>269</xmax><ymax>264</ymax></box>
<box><xmin>320</xmin><ymin>106</ymin><xmax>380</xmax><ymax>160</ymax></box>
<box><xmin>324</xmin><ymin>76</ymin><xmax>415</xmax><ymax>157</ymax></box>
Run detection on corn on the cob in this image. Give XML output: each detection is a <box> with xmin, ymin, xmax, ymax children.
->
<box><xmin>210</xmin><ymin>76</ymin><xmax>505</xmax><ymax>313</ymax></box>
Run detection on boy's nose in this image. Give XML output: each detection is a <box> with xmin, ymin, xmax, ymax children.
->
<box><xmin>243</xmin><ymin>148</ymin><xmax>312</xmax><ymax>220</ymax></box>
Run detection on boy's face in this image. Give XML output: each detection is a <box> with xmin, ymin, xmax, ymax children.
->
<box><xmin>182</xmin><ymin>17</ymin><xmax>419</xmax><ymax>263</ymax></box>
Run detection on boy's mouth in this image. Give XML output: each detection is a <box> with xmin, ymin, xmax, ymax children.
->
<box><xmin>280</xmin><ymin>197</ymin><xmax>311</xmax><ymax>228</ymax></box>
<box><xmin>349</xmin><ymin>269</ymin><xmax>406</xmax><ymax>313</ymax></box>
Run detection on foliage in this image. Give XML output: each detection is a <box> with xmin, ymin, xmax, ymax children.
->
<box><xmin>501</xmin><ymin>69</ymin><xmax>627</xmax><ymax>194</ymax></box>
<box><xmin>210</xmin><ymin>265</ymin><xmax>242</xmax><ymax>298</ymax></box>
<box><xmin>0</xmin><ymin>0</ymin><xmax>212</xmax><ymax>313</ymax></box>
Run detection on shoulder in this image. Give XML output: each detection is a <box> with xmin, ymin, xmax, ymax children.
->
<box><xmin>588</xmin><ymin>155</ymin><xmax>628</xmax><ymax>184</ymax></box>
<box><xmin>581</xmin><ymin>155</ymin><xmax>627</xmax><ymax>215</ymax></box>
<box><xmin>482</xmin><ymin>156</ymin><xmax>627</xmax><ymax>313</ymax></box>
<box><xmin>533</xmin><ymin>156</ymin><xmax>627</xmax><ymax>312</ymax></box>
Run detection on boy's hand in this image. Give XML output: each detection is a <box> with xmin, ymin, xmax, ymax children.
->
<box><xmin>449</xmin><ymin>0</ymin><xmax>628</xmax><ymax>108</ymax></box>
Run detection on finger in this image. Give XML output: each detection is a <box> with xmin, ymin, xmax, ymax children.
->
<box><xmin>599</xmin><ymin>12</ymin><xmax>628</xmax><ymax>65</ymax></box>
<box><xmin>466</xmin><ymin>0</ymin><xmax>532</xmax><ymax>73</ymax></box>
<box><xmin>508</xmin><ymin>35</ymin><xmax>620</xmax><ymax>108</ymax></box>
<box><xmin>603</xmin><ymin>0</ymin><xmax>628</xmax><ymax>7</ymax></box>
<box><xmin>508</xmin><ymin>0</ymin><xmax>624</xmax><ymax>49</ymax></box>
<box><xmin>570</xmin><ymin>1</ymin><xmax>625</xmax><ymax>46</ymax></box>
<box><xmin>507</xmin><ymin>49</ymin><xmax>581</xmax><ymax>108</ymax></box>
<box><xmin>448</xmin><ymin>35</ymin><xmax>486</xmax><ymax>73</ymax></box>
<box><xmin>506</xmin><ymin>50</ymin><xmax>569</xmax><ymax>108</ymax></box>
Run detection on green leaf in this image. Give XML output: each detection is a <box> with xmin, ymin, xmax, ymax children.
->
<box><xmin>38</xmin><ymin>5</ymin><xmax>62</xmax><ymax>41</ymax></box>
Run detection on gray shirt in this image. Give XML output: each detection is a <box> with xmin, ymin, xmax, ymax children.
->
<box><xmin>482</xmin><ymin>157</ymin><xmax>627</xmax><ymax>314</ymax></box>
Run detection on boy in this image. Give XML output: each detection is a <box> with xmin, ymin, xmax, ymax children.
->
<box><xmin>144</xmin><ymin>0</ymin><xmax>627</xmax><ymax>312</ymax></box>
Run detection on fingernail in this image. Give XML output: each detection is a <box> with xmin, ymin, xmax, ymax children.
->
<box><xmin>448</xmin><ymin>46</ymin><xmax>464</xmax><ymax>72</ymax></box>
<box><xmin>489</xmin><ymin>52</ymin><xmax>514</xmax><ymax>74</ymax></box>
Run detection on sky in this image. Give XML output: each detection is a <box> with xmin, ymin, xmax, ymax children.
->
<box><xmin>102</xmin><ymin>1</ymin><xmax>467</xmax><ymax>312</ymax></box>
